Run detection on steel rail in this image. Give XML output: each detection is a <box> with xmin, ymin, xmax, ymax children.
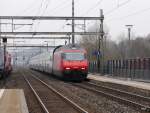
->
<box><xmin>23</xmin><ymin>74</ymin><xmax>50</xmax><ymax>113</ymax></box>
<box><xmin>28</xmin><ymin>72</ymin><xmax>88</xmax><ymax>113</ymax></box>
<box><xmin>72</xmin><ymin>83</ymin><xmax>150</xmax><ymax>112</ymax></box>
<box><xmin>86</xmin><ymin>82</ymin><xmax>150</xmax><ymax>102</ymax></box>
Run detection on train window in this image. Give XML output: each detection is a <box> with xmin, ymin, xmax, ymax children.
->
<box><xmin>62</xmin><ymin>52</ymin><xmax>85</xmax><ymax>61</ymax></box>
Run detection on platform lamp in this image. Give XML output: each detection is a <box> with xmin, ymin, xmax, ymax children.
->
<box><xmin>125</xmin><ymin>25</ymin><xmax>133</xmax><ymax>58</ymax></box>
<box><xmin>125</xmin><ymin>25</ymin><xmax>133</xmax><ymax>80</ymax></box>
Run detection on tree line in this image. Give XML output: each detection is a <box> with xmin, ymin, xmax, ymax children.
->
<box><xmin>79</xmin><ymin>23</ymin><xmax>150</xmax><ymax>62</ymax></box>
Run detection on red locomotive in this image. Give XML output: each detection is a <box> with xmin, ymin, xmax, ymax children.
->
<box><xmin>30</xmin><ymin>44</ymin><xmax>88</xmax><ymax>81</ymax></box>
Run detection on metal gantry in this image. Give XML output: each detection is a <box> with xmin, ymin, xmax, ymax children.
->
<box><xmin>0</xmin><ymin>16</ymin><xmax>103</xmax><ymax>20</ymax></box>
<box><xmin>0</xmin><ymin>9</ymin><xmax>105</xmax><ymax>67</ymax></box>
<box><xmin>0</xmin><ymin>36</ymin><xmax>70</xmax><ymax>39</ymax></box>
<box><xmin>0</xmin><ymin>15</ymin><xmax>104</xmax><ymax>44</ymax></box>
<box><xmin>0</xmin><ymin>32</ymin><xmax>103</xmax><ymax>36</ymax></box>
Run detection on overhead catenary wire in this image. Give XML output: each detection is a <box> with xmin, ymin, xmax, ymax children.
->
<box><xmin>105</xmin><ymin>0</ymin><xmax>132</xmax><ymax>15</ymax></box>
<box><xmin>81</xmin><ymin>0</ymin><xmax>103</xmax><ymax>16</ymax></box>
<box><xmin>15</xmin><ymin>0</ymin><xmax>45</xmax><ymax>32</ymax></box>
<box><xmin>79</xmin><ymin>0</ymin><xmax>103</xmax><ymax>33</ymax></box>
<box><xmin>49</xmin><ymin>0</ymin><xmax>80</xmax><ymax>15</ymax></box>
<box><xmin>106</xmin><ymin>6</ymin><xmax>150</xmax><ymax>22</ymax></box>
<box><xmin>15</xmin><ymin>0</ymin><xmax>79</xmax><ymax>33</ymax></box>
<box><xmin>16</xmin><ymin>0</ymin><xmax>43</xmax><ymax>16</ymax></box>
<box><xmin>33</xmin><ymin>0</ymin><xmax>46</xmax><ymax>30</ymax></box>
<box><xmin>42</xmin><ymin>0</ymin><xmax>51</xmax><ymax>15</ymax></box>
<box><xmin>48</xmin><ymin>0</ymin><xmax>70</xmax><ymax>14</ymax></box>
<box><xmin>34</xmin><ymin>0</ymin><xmax>51</xmax><ymax>32</ymax></box>
<box><xmin>84</xmin><ymin>0</ymin><xmax>131</xmax><ymax>31</ymax></box>
<box><xmin>30</xmin><ymin>0</ymin><xmax>49</xmax><ymax>39</ymax></box>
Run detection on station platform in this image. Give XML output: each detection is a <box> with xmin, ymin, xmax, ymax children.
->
<box><xmin>88</xmin><ymin>73</ymin><xmax>150</xmax><ymax>91</ymax></box>
<box><xmin>0</xmin><ymin>89</ymin><xmax>29</xmax><ymax>113</ymax></box>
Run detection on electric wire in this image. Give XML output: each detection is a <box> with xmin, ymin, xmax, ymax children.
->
<box><xmin>84</xmin><ymin>0</ymin><xmax>131</xmax><ymax>32</ymax></box>
<box><xmin>105</xmin><ymin>0</ymin><xmax>132</xmax><ymax>15</ymax></box>
<box><xmin>107</xmin><ymin>6</ymin><xmax>150</xmax><ymax>22</ymax></box>
<box><xmin>48</xmin><ymin>0</ymin><xmax>69</xmax><ymax>13</ymax></box>
<box><xmin>34</xmin><ymin>0</ymin><xmax>51</xmax><ymax>32</ymax></box>
<box><xmin>81</xmin><ymin>0</ymin><xmax>103</xmax><ymax>16</ymax></box>
<box><xmin>14</xmin><ymin>0</ymin><xmax>45</xmax><ymax>33</ymax></box>
<box><xmin>34</xmin><ymin>0</ymin><xmax>50</xmax><ymax>32</ymax></box>
<box><xmin>16</xmin><ymin>0</ymin><xmax>42</xmax><ymax>16</ymax></box>
<box><xmin>49</xmin><ymin>0</ymin><xmax>80</xmax><ymax>15</ymax></box>
<box><xmin>49</xmin><ymin>1</ymin><xmax>71</xmax><ymax>15</ymax></box>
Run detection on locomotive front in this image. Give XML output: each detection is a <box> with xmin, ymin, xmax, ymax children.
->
<box><xmin>61</xmin><ymin>49</ymin><xmax>88</xmax><ymax>80</ymax></box>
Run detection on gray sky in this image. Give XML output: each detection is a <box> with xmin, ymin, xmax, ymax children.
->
<box><xmin>0</xmin><ymin>0</ymin><xmax>150</xmax><ymax>44</ymax></box>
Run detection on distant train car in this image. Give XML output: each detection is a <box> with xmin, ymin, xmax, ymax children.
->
<box><xmin>0</xmin><ymin>48</ymin><xmax>12</xmax><ymax>79</ymax></box>
<box><xmin>29</xmin><ymin>44</ymin><xmax>88</xmax><ymax>81</ymax></box>
<box><xmin>5</xmin><ymin>52</ymin><xmax>12</xmax><ymax>75</ymax></box>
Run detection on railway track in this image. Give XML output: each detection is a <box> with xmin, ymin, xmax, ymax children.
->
<box><xmin>22</xmin><ymin>72</ymin><xmax>88</xmax><ymax>113</ymax></box>
<box><xmin>72</xmin><ymin>81</ymin><xmax>150</xmax><ymax>112</ymax></box>
<box><xmin>29</xmin><ymin>69</ymin><xmax>150</xmax><ymax>112</ymax></box>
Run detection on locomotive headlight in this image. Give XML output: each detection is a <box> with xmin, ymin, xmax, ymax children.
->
<box><xmin>65</xmin><ymin>67</ymin><xmax>71</xmax><ymax>70</ymax></box>
<box><xmin>81</xmin><ymin>67</ymin><xmax>85</xmax><ymax>70</ymax></box>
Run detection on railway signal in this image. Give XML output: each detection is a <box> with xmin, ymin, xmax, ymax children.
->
<box><xmin>2</xmin><ymin>38</ymin><xmax>7</xmax><ymax>43</ymax></box>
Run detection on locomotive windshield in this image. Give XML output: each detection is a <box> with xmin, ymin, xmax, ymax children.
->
<box><xmin>62</xmin><ymin>52</ymin><xmax>85</xmax><ymax>61</ymax></box>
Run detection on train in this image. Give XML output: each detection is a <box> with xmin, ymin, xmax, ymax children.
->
<box><xmin>0</xmin><ymin>48</ymin><xmax>12</xmax><ymax>79</ymax></box>
<box><xmin>29</xmin><ymin>44</ymin><xmax>89</xmax><ymax>81</ymax></box>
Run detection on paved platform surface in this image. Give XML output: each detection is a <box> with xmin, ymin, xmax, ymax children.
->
<box><xmin>88</xmin><ymin>73</ymin><xmax>150</xmax><ymax>90</ymax></box>
<box><xmin>0</xmin><ymin>89</ymin><xmax>29</xmax><ymax>113</ymax></box>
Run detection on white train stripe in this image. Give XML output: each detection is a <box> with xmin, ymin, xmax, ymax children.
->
<box><xmin>0</xmin><ymin>89</ymin><xmax>5</xmax><ymax>99</ymax></box>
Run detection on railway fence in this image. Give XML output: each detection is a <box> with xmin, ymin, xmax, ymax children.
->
<box><xmin>89</xmin><ymin>58</ymin><xmax>150</xmax><ymax>81</ymax></box>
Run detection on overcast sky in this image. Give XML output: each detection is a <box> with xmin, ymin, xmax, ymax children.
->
<box><xmin>0</xmin><ymin>0</ymin><xmax>150</xmax><ymax>44</ymax></box>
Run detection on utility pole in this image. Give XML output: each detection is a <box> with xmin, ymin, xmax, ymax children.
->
<box><xmin>68</xmin><ymin>35</ymin><xmax>71</xmax><ymax>44</ymax></box>
<box><xmin>125</xmin><ymin>25</ymin><xmax>133</xmax><ymax>58</ymax></box>
<box><xmin>101</xmin><ymin>9</ymin><xmax>104</xmax><ymax>74</ymax></box>
<box><xmin>12</xmin><ymin>19</ymin><xmax>14</xmax><ymax>32</ymax></box>
<box><xmin>72</xmin><ymin>0</ymin><xmax>75</xmax><ymax>44</ymax></box>
<box><xmin>84</xmin><ymin>19</ymin><xmax>86</xmax><ymax>32</ymax></box>
<box><xmin>12</xmin><ymin>19</ymin><xmax>14</xmax><ymax>47</ymax></box>
<box><xmin>125</xmin><ymin>25</ymin><xmax>133</xmax><ymax>79</ymax></box>
<box><xmin>97</xmin><ymin>9</ymin><xmax>104</xmax><ymax>73</ymax></box>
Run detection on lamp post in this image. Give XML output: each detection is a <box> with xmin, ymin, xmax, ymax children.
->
<box><xmin>125</xmin><ymin>25</ymin><xmax>133</xmax><ymax>80</ymax></box>
<box><xmin>125</xmin><ymin>25</ymin><xmax>133</xmax><ymax>58</ymax></box>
